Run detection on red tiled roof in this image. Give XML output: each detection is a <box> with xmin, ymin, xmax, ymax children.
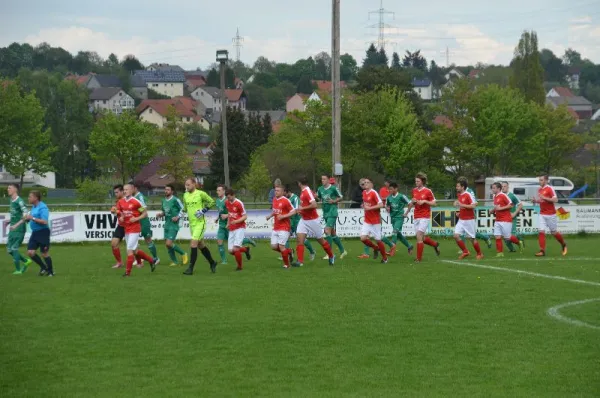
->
<box><xmin>552</xmin><ymin>86</ymin><xmax>575</xmax><ymax>97</ymax></box>
<box><xmin>433</xmin><ymin>115</ymin><xmax>453</xmax><ymax>129</ymax></box>
<box><xmin>225</xmin><ymin>89</ymin><xmax>244</xmax><ymax>102</ymax></box>
<box><xmin>186</xmin><ymin>76</ymin><xmax>206</xmax><ymax>89</ymax></box>
<box><xmin>312</xmin><ymin>80</ymin><xmax>347</xmax><ymax>92</ymax></box>
<box><xmin>65</xmin><ymin>73</ymin><xmax>93</xmax><ymax>86</ymax></box>
<box><xmin>136</xmin><ymin>98</ymin><xmax>197</xmax><ymax>118</ymax></box>
<box><xmin>468</xmin><ymin>69</ymin><xmax>481</xmax><ymax>79</ymax></box>
<box><xmin>566</xmin><ymin>107</ymin><xmax>579</xmax><ymax>120</ymax></box>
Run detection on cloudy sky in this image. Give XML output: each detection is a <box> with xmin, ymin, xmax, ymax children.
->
<box><xmin>2</xmin><ymin>0</ymin><xmax>599</xmax><ymax>69</ymax></box>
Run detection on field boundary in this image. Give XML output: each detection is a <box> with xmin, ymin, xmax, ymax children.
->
<box><xmin>546</xmin><ymin>298</ymin><xmax>600</xmax><ymax>330</ymax></box>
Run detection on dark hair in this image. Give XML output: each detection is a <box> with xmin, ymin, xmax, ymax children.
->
<box><xmin>29</xmin><ymin>190</ymin><xmax>42</xmax><ymax>201</ymax></box>
<box><xmin>284</xmin><ymin>185</ymin><xmax>292</xmax><ymax>193</ymax></box>
<box><xmin>8</xmin><ymin>183</ymin><xmax>19</xmax><ymax>192</ymax></box>
<box><xmin>415</xmin><ymin>172</ymin><xmax>427</xmax><ymax>185</ymax></box>
<box><xmin>113</xmin><ymin>184</ymin><xmax>124</xmax><ymax>192</ymax></box>
<box><xmin>501</xmin><ymin>181</ymin><xmax>509</xmax><ymax>186</ymax></box>
<box><xmin>457</xmin><ymin>179</ymin><xmax>467</xmax><ymax>189</ymax></box>
<box><xmin>389</xmin><ymin>182</ymin><xmax>398</xmax><ymax>189</ymax></box>
<box><xmin>363</xmin><ymin>177</ymin><xmax>372</xmax><ymax>183</ymax></box>
<box><xmin>133</xmin><ymin>182</ymin><xmax>143</xmax><ymax>190</ymax></box>
<box><xmin>321</xmin><ymin>173</ymin><xmax>330</xmax><ymax>179</ymax></box>
<box><xmin>217</xmin><ymin>184</ymin><xmax>227</xmax><ymax>190</ymax></box>
<box><xmin>225</xmin><ymin>188</ymin><xmax>235</xmax><ymax>196</ymax></box>
<box><xmin>539</xmin><ymin>174</ymin><xmax>549</xmax><ymax>181</ymax></box>
<box><xmin>165</xmin><ymin>184</ymin><xmax>175</xmax><ymax>192</ymax></box>
<box><xmin>297</xmin><ymin>176</ymin><xmax>309</xmax><ymax>186</ymax></box>
<box><xmin>492</xmin><ymin>182</ymin><xmax>502</xmax><ymax>190</ymax></box>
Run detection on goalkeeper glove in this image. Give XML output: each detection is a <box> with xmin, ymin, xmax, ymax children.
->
<box><xmin>194</xmin><ymin>207</ymin><xmax>209</xmax><ymax>219</ymax></box>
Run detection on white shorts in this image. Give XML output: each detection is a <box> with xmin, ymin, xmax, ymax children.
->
<box><xmin>125</xmin><ymin>233</ymin><xmax>139</xmax><ymax>251</ymax></box>
<box><xmin>271</xmin><ymin>230</ymin><xmax>290</xmax><ymax>246</ymax></box>
<box><xmin>455</xmin><ymin>219</ymin><xmax>476</xmax><ymax>239</ymax></box>
<box><xmin>414</xmin><ymin>218</ymin><xmax>430</xmax><ymax>233</ymax></box>
<box><xmin>297</xmin><ymin>218</ymin><xmax>323</xmax><ymax>239</ymax></box>
<box><xmin>539</xmin><ymin>214</ymin><xmax>558</xmax><ymax>233</ymax></box>
<box><xmin>494</xmin><ymin>222</ymin><xmax>512</xmax><ymax>239</ymax></box>
<box><xmin>360</xmin><ymin>223</ymin><xmax>382</xmax><ymax>241</ymax></box>
<box><xmin>228</xmin><ymin>228</ymin><xmax>245</xmax><ymax>251</ymax></box>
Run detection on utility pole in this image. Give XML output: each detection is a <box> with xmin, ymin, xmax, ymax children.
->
<box><xmin>368</xmin><ymin>0</ymin><xmax>394</xmax><ymax>50</ymax></box>
<box><xmin>232</xmin><ymin>28</ymin><xmax>244</xmax><ymax>62</ymax></box>
<box><xmin>332</xmin><ymin>0</ymin><xmax>342</xmax><ymax>193</ymax></box>
<box><xmin>216</xmin><ymin>50</ymin><xmax>230</xmax><ymax>187</ymax></box>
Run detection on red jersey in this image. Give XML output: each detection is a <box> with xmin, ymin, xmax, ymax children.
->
<box><xmin>458</xmin><ymin>191</ymin><xmax>477</xmax><ymax>220</ymax></box>
<box><xmin>538</xmin><ymin>185</ymin><xmax>557</xmax><ymax>215</ymax></box>
<box><xmin>299</xmin><ymin>187</ymin><xmax>319</xmax><ymax>221</ymax></box>
<box><xmin>272</xmin><ymin>196</ymin><xmax>293</xmax><ymax>232</ymax></box>
<box><xmin>114</xmin><ymin>199</ymin><xmax>125</xmax><ymax>227</ymax></box>
<box><xmin>493</xmin><ymin>193</ymin><xmax>512</xmax><ymax>222</ymax></box>
<box><xmin>412</xmin><ymin>187</ymin><xmax>435</xmax><ymax>219</ymax></box>
<box><xmin>225</xmin><ymin>198</ymin><xmax>246</xmax><ymax>231</ymax></box>
<box><xmin>362</xmin><ymin>189</ymin><xmax>382</xmax><ymax>225</ymax></box>
<box><xmin>116</xmin><ymin>196</ymin><xmax>144</xmax><ymax>233</ymax></box>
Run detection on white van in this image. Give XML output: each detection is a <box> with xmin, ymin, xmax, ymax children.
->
<box><xmin>484</xmin><ymin>176</ymin><xmax>575</xmax><ymax>205</ymax></box>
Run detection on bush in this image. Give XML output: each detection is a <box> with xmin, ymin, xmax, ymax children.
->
<box><xmin>20</xmin><ymin>186</ymin><xmax>49</xmax><ymax>200</ymax></box>
<box><xmin>76</xmin><ymin>178</ymin><xmax>110</xmax><ymax>203</ymax></box>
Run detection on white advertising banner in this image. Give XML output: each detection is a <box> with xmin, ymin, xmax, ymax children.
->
<box><xmin>1</xmin><ymin>206</ymin><xmax>599</xmax><ymax>244</ymax></box>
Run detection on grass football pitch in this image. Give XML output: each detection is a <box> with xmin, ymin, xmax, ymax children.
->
<box><xmin>1</xmin><ymin>237</ymin><xmax>599</xmax><ymax>397</ymax></box>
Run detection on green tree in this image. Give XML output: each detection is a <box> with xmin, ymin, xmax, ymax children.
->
<box><xmin>76</xmin><ymin>178</ymin><xmax>110</xmax><ymax>203</ymax></box>
<box><xmin>0</xmin><ymin>81</ymin><xmax>55</xmax><ymax>186</ymax></box>
<box><xmin>540</xmin><ymin>49</ymin><xmax>567</xmax><ymax>83</ymax></box>
<box><xmin>340</xmin><ymin>53</ymin><xmax>358</xmax><ymax>81</ymax></box>
<box><xmin>253</xmin><ymin>56</ymin><xmax>276</xmax><ymax>74</ymax></box>
<box><xmin>253</xmin><ymin>72</ymin><xmax>278</xmax><ymax>88</ymax></box>
<box><xmin>314</xmin><ymin>51</ymin><xmax>331</xmax><ymax>80</ymax></box>
<box><xmin>296</xmin><ymin>75</ymin><xmax>315</xmax><ymax>94</ymax></box>
<box><xmin>121</xmin><ymin>54</ymin><xmax>143</xmax><ymax>72</ymax></box>
<box><xmin>210</xmin><ymin>107</ymin><xmax>251</xmax><ymax>183</ymax></box>
<box><xmin>89</xmin><ymin>111</ymin><xmax>159</xmax><ymax>184</ymax></box>
<box><xmin>377</xmin><ymin>48</ymin><xmax>389</xmax><ymax>67</ymax></box>
<box><xmin>391</xmin><ymin>52</ymin><xmax>401</xmax><ymax>70</ymax></box>
<box><xmin>362</xmin><ymin>44</ymin><xmax>380</xmax><ymax>68</ymax></box>
<box><xmin>156</xmin><ymin>107</ymin><xmax>194</xmax><ymax>189</ymax></box>
<box><xmin>241</xmin><ymin>152</ymin><xmax>272</xmax><ymax>201</ymax></box>
<box><xmin>206</xmin><ymin>68</ymin><xmax>219</xmax><ymax>87</ymax></box>
<box><xmin>510</xmin><ymin>31</ymin><xmax>545</xmax><ymax>105</ymax></box>
<box><xmin>245</xmin><ymin>83</ymin><xmax>269</xmax><ymax>110</ymax></box>
<box><xmin>562</xmin><ymin>48</ymin><xmax>583</xmax><ymax>68</ymax></box>
<box><xmin>277</xmin><ymin>81</ymin><xmax>296</xmax><ymax>98</ymax></box>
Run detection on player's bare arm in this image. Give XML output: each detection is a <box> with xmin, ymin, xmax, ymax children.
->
<box><xmin>300</xmin><ymin>201</ymin><xmax>317</xmax><ymax>211</ymax></box>
<box><xmin>364</xmin><ymin>202</ymin><xmax>383</xmax><ymax>211</ymax></box>
<box><xmin>232</xmin><ymin>214</ymin><xmax>248</xmax><ymax>224</ymax></box>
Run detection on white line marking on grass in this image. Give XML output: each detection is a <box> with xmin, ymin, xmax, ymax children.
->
<box><xmin>547</xmin><ymin>298</ymin><xmax>600</xmax><ymax>330</ymax></box>
<box><xmin>482</xmin><ymin>257</ymin><xmax>598</xmax><ymax>262</ymax></box>
<box><xmin>442</xmin><ymin>260</ymin><xmax>600</xmax><ymax>287</ymax></box>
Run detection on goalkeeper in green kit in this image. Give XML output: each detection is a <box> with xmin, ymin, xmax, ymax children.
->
<box><xmin>6</xmin><ymin>184</ymin><xmax>32</xmax><ymax>274</ymax></box>
<box><xmin>156</xmin><ymin>184</ymin><xmax>188</xmax><ymax>266</ymax></box>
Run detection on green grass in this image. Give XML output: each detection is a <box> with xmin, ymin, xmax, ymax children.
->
<box><xmin>1</xmin><ymin>237</ymin><xmax>600</xmax><ymax>397</ymax></box>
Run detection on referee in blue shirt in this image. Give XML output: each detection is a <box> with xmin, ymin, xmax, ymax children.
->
<box><xmin>25</xmin><ymin>190</ymin><xmax>54</xmax><ymax>276</ymax></box>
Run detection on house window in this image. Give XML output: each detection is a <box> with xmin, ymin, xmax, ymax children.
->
<box><xmin>149</xmin><ymin>109</ymin><xmax>153</xmax><ymax>113</ymax></box>
<box><xmin>171</xmin><ymin>84</ymin><xmax>174</xmax><ymax>87</ymax></box>
<box><xmin>187</xmin><ymin>117</ymin><xmax>191</xmax><ymax>122</ymax></box>
<box><xmin>152</xmin><ymin>83</ymin><xmax>158</xmax><ymax>87</ymax></box>
<box><xmin>201</xmin><ymin>92</ymin><xmax>204</xmax><ymax>96</ymax></box>
<box><xmin>103</xmin><ymin>100</ymin><xmax>107</xmax><ymax>104</ymax></box>
<box><xmin>119</xmin><ymin>92</ymin><xmax>122</xmax><ymax>96</ymax></box>
<box><xmin>164</xmin><ymin>83</ymin><xmax>167</xmax><ymax>87</ymax></box>
<box><xmin>418</xmin><ymin>88</ymin><xmax>421</xmax><ymax>93</ymax></box>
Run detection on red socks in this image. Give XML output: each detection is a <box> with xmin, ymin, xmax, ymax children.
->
<box><xmin>496</xmin><ymin>238</ymin><xmax>503</xmax><ymax>253</ymax></box>
<box><xmin>417</xmin><ymin>242</ymin><xmax>424</xmax><ymax>261</ymax></box>
<box><xmin>112</xmin><ymin>247</ymin><xmax>122</xmax><ymax>263</ymax></box>
<box><xmin>510</xmin><ymin>236</ymin><xmax>520</xmax><ymax>245</ymax></box>
<box><xmin>281</xmin><ymin>249</ymin><xmax>291</xmax><ymax>266</ymax></box>
<box><xmin>233</xmin><ymin>249</ymin><xmax>243</xmax><ymax>269</ymax></box>
<box><xmin>424</xmin><ymin>237</ymin><xmax>438</xmax><ymax>247</ymax></box>
<box><xmin>457</xmin><ymin>240</ymin><xmax>468</xmax><ymax>253</ymax></box>
<box><xmin>473</xmin><ymin>241</ymin><xmax>482</xmax><ymax>256</ymax></box>
<box><xmin>126</xmin><ymin>255</ymin><xmax>134</xmax><ymax>274</ymax></box>
<box><xmin>538</xmin><ymin>233</ymin><xmax>546</xmax><ymax>251</ymax></box>
<box><xmin>555</xmin><ymin>232</ymin><xmax>565</xmax><ymax>245</ymax></box>
<box><xmin>136</xmin><ymin>250</ymin><xmax>153</xmax><ymax>263</ymax></box>
<box><xmin>361</xmin><ymin>239</ymin><xmax>378</xmax><ymax>250</ymax></box>
<box><xmin>321</xmin><ymin>241</ymin><xmax>333</xmax><ymax>258</ymax></box>
<box><xmin>376</xmin><ymin>241</ymin><xmax>388</xmax><ymax>260</ymax></box>
<box><xmin>296</xmin><ymin>244</ymin><xmax>305</xmax><ymax>263</ymax></box>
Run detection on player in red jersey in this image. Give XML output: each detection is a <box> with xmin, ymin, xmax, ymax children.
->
<box><xmin>405</xmin><ymin>172</ymin><xmax>440</xmax><ymax>262</ymax></box>
<box><xmin>267</xmin><ymin>185</ymin><xmax>295</xmax><ymax>269</ymax></box>
<box><xmin>293</xmin><ymin>176</ymin><xmax>334</xmax><ymax>267</ymax></box>
<box><xmin>109</xmin><ymin>184</ymin><xmax>126</xmax><ymax>268</ymax></box>
<box><xmin>533</xmin><ymin>175</ymin><xmax>567</xmax><ymax>256</ymax></box>
<box><xmin>490</xmin><ymin>182</ymin><xmax>523</xmax><ymax>257</ymax></box>
<box><xmin>453</xmin><ymin>179</ymin><xmax>483</xmax><ymax>260</ymax></box>
<box><xmin>359</xmin><ymin>177</ymin><xmax>388</xmax><ymax>263</ymax></box>
<box><xmin>224</xmin><ymin>189</ymin><xmax>250</xmax><ymax>271</ymax></box>
<box><xmin>117</xmin><ymin>184</ymin><xmax>157</xmax><ymax>277</ymax></box>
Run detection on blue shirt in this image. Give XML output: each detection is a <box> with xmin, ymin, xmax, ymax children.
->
<box><xmin>29</xmin><ymin>201</ymin><xmax>50</xmax><ymax>232</ymax></box>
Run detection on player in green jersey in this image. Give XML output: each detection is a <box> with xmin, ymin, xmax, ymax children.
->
<box><xmin>502</xmin><ymin>181</ymin><xmax>525</xmax><ymax>252</ymax></box>
<box><xmin>385</xmin><ymin>182</ymin><xmax>414</xmax><ymax>255</ymax></box>
<box><xmin>133</xmin><ymin>184</ymin><xmax>160</xmax><ymax>265</ymax></box>
<box><xmin>284</xmin><ymin>186</ymin><xmax>315</xmax><ymax>261</ymax></box>
<box><xmin>317</xmin><ymin>175</ymin><xmax>347</xmax><ymax>259</ymax></box>
<box><xmin>157</xmin><ymin>184</ymin><xmax>188</xmax><ymax>266</ymax></box>
<box><xmin>182</xmin><ymin>178</ymin><xmax>217</xmax><ymax>275</ymax></box>
<box><xmin>457</xmin><ymin>177</ymin><xmax>492</xmax><ymax>250</ymax></box>
<box><xmin>6</xmin><ymin>184</ymin><xmax>32</xmax><ymax>274</ymax></box>
<box><xmin>215</xmin><ymin>184</ymin><xmax>256</xmax><ymax>265</ymax></box>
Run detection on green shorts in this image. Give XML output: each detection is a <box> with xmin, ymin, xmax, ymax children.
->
<box><xmin>7</xmin><ymin>231</ymin><xmax>25</xmax><ymax>252</ymax></box>
<box><xmin>291</xmin><ymin>221</ymin><xmax>298</xmax><ymax>235</ymax></box>
<box><xmin>141</xmin><ymin>220</ymin><xmax>153</xmax><ymax>239</ymax></box>
<box><xmin>164</xmin><ymin>225</ymin><xmax>179</xmax><ymax>241</ymax></box>
<box><xmin>217</xmin><ymin>226</ymin><xmax>229</xmax><ymax>241</ymax></box>
<box><xmin>391</xmin><ymin>217</ymin><xmax>404</xmax><ymax>233</ymax></box>
<box><xmin>511</xmin><ymin>217</ymin><xmax>518</xmax><ymax>234</ymax></box>
<box><xmin>324</xmin><ymin>216</ymin><xmax>337</xmax><ymax>229</ymax></box>
<box><xmin>190</xmin><ymin>222</ymin><xmax>206</xmax><ymax>241</ymax></box>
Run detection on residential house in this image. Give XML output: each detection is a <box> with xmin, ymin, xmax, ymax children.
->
<box><xmin>136</xmin><ymin>97</ymin><xmax>209</xmax><ymax>129</ymax></box>
<box><xmin>135</xmin><ymin>150</ymin><xmax>212</xmax><ymax>192</ymax></box>
<box><xmin>444</xmin><ymin>68</ymin><xmax>465</xmax><ymax>81</ymax></box>
<box><xmin>86</xmin><ymin>74</ymin><xmax>122</xmax><ymax>90</ymax></box>
<box><xmin>566</xmin><ymin>67</ymin><xmax>581</xmax><ymax>90</ymax></box>
<box><xmin>546</xmin><ymin>96</ymin><xmax>593</xmax><ymax>119</ymax></box>
<box><xmin>130</xmin><ymin>74</ymin><xmax>148</xmax><ymax>100</ymax></box>
<box><xmin>412</xmin><ymin>78</ymin><xmax>434</xmax><ymax>100</ymax></box>
<box><xmin>591</xmin><ymin>107</ymin><xmax>600</xmax><ymax>121</ymax></box>
<box><xmin>147</xmin><ymin>63</ymin><xmax>184</xmax><ymax>72</ymax></box>
<box><xmin>89</xmin><ymin>87</ymin><xmax>135</xmax><ymax>114</ymax></box>
<box><xmin>225</xmin><ymin>89</ymin><xmax>247</xmax><ymax>111</ymax></box>
<box><xmin>312</xmin><ymin>80</ymin><xmax>348</xmax><ymax>92</ymax></box>
<box><xmin>191</xmin><ymin>86</ymin><xmax>223</xmax><ymax>112</ymax></box>
<box><xmin>134</xmin><ymin>70</ymin><xmax>186</xmax><ymax>97</ymax></box>
<box><xmin>65</xmin><ymin>73</ymin><xmax>93</xmax><ymax>86</ymax></box>
<box><xmin>468</xmin><ymin>69</ymin><xmax>483</xmax><ymax>79</ymax></box>
<box><xmin>286</xmin><ymin>92</ymin><xmax>321</xmax><ymax>112</ymax></box>
<box><xmin>546</xmin><ymin>86</ymin><xmax>575</xmax><ymax>98</ymax></box>
<box><xmin>0</xmin><ymin>165</ymin><xmax>56</xmax><ymax>188</ymax></box>
<box><xmin>185</xmin><ymin>74</ymin><xmax>207</xmax><ymax>91</ymax></box>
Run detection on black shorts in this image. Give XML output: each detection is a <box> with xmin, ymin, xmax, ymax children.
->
<box><xmin>113</xmin><ymin>225</ymin><xmax>125</xmax><ymax>240</ymax></box>
<box><xmin>28</xmin><ymin>229</ymin><xmax>51</xmax><ymax>253</ymax></box>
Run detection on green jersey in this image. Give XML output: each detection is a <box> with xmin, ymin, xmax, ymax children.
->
<box><xmin>161</xmin><ymin>195</ymin><xmax>184</xmax><ymax>229</ymax></box>
<box><xmin>289</xmin><ymin>193</ymin><xmax>300</xmax><ymax>223</ymax></box>
<box><xmin>507</xmin><ymin>192</ymin><xmax>521</xmax><ymax>210</ymax></box>
<box><xmin>386</xmin><ymin>193</ymin><xmax>410</xmax><ymax>219</ymax></box>
<box><xmin>183</xmin><ymin>189</ymin><xmax>215</xmax><ymax>224</ymax></box>
<box><xmin>216</xmin><ymin>197</ymin><xmax>228</xmax><ymax>228</ymax></box>
<box><xmin>9</xmin><ymin>196</ymin><xmax>27</xmax><ymax>233</ymax></box>
<box><xmin>134</xmin><ymin>192</ymin><xmax>152</xmax><ymax>227</ymax></box>
<box><xmin>317</xmin><ymin>184</ymin><xmax>343</xmax><ymax>218</ymax></box>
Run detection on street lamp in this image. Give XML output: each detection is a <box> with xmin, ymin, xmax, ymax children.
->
<box><xmin>216</xmin><ymin>49</ymin><xmax>230</xmax><ymax>187</ymax></box>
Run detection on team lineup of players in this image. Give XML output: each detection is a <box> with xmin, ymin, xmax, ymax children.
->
<box><xmin>5</xmin><ymin>173</ymin><xmax>568</xmax><ymax>276</ymax></box>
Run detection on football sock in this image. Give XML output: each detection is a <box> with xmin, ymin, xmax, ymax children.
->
<box><xmin>136</xmin><ymin>250</ymin><xmax>153</xmax><ymax>263</ymax></box>
<box><xmin>332</xmin><ymin>236</ymin><xmax>345</xmax><ymax>252</ymax></box>
<box><xmin>423</xmin><ymin>237</ymin><xmax>438</xmax><ymax>247</ymax></box>
<box><xmin>173</xmin><ymin>245</ymin><xmax>185</xmax><ymax>255</ymax></box>
<box><xmin>382</xmin><ymin>236</ymin><xmax>394</xmax><ymax>248</ymax></box>
<box><xmin>44</xmin><ymin>256</ymin><xmax>53</xmax><ymax>274</ymax></box>
<box><xmin>363</xmin><ymin>244</ymin><xmax>370</xmax><ymax>255</ymax></box>
<box><xmin>126</xmin><ymin>255</ymin><xmax>134</xmax><ymax>274</ymax></box>
<box><xmin>377</xmin><ymin>241</ymin><xmax>388</xmax><ymax>260</ymax></box>
<box><xmin>391</xmin><ymin>235</ymin><xmax>398</xmax><ymax>245</ymax></box>
<box><xmin>538</xmin><ymin>233</ymin><xmax>546</xmax><ymax>251</ymax></box>
<box><xmin>281</xmin><ymin>249</ymin><xmax>291</xmax><ymax>266</ymax></box>
<box><xmin>398</xmin><ymin>234</ymin><xmax>411</xmax><ymax>249</ymax></box>
<box><xmin>554</xmin><ymin>232</ymin><xmax>566</xmax><ymax>246</ymax></box>
<box><xmin>201</xmin><ymin>247</ymin><xmax>215</xmax><ymax>264</ymax></box>
<box><xmin>148</xmin><ymin>242</ymin><xmax>158</xmax><ymax>259</ymax></box>
<box><xmin>495</xmin><ymin>238</ymin><xmax>503</xmax><ymax>253</ymax></box>
<box><xmin>457</xmin><ymin>240</ymin><xmax>468</xmax><ymax>253</ymax></box>
<box><xmin>473</xmin><ymin>241</ymin><xmax>482</xmax><ymax>255</ymax></box>
<box><xmin>325</xmin><ymin>235</ymin><xmax>333</xmax><ymax>247</ymax></box>
<box><xmin>361</xmin><ymin>239</ymin><xmax>378</xmax><ymax>250</ymax></box>
<box><xmin>510</xmin><ymin>236</ymin><xmax>520</xmax><ymax>245</ymax></box>
<box><xmin>190</xmin><ymin>247</ymin><xmax>198</xmax><ymax>267</ymax></box>
<box><xmin>476</xmin><ymin>233</ymin><xmax>490</xmax><ymax>241</ymax></box>
<box><xmin>505</xmin><ymin>240</ymin><xmax>515</xmax><ymax>251</ymax></box>
<box><xmin>416</xmin><ymin>242</ymin><xmax>424</xmax><ymax>261</ymax></box>
<box><xmin>112</xmin><ymin>247</ymin><xmax>122</xmax><ymax>263</ymax></box>
<box><xmin>30</xmin><ymin>254</ymin><xmax>46</xmax><ymax>270</ymax></box>
<box><xmin>19</xmin><ymin>253</ymin><xmax>28</xmax><ymax>263</ymax></box>
<box><xmin>242</xmin><ymin>238</ymin><xmax>256</xmax><ymax>247</ymax></box>
<box><xmin>218</xmin><ymin>244</ymin><xmax>227</xmax><ymax>262</ymax></box>
<box><xmin>321</xmin><ymin>241</ymin><xmax>333</xmax><ymax>258</ymax></box>
<box><xmin>167</xmin><ymin>247</ymin><xmax>178</xmax><ymax>263</ymax></box>
<box><xmin>304</xmin><ymin>240</ymin><xmax>315</xmax><ymax>255</ymax></box>
<box><xmin>11</xmin><ymin>251</ymin><xmax>21</xmax><ymax>271</ymax></box>
<box><xmin>296</xmin><ymin>244</ymin><xmax>305</xmax><ymax>263</ymax></box>
<box><xmin>233</xmin><ymin>249</ymin><xmax>243</xmax><ymax>269</ymax></box>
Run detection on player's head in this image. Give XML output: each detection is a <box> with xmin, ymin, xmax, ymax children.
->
<box><xmin>7</xmin><ymin>183</ymin><xmax>19</xmax><ymax>197</ymax></box>
<box><xmin>216</xmin><ymin>184</ymin><xmax>226</xmax><ymax>198</ymax></box>
<box><xmin>389</xmin><ymin>182</ymin><xmax>398</xmax><ymax>194</ymax></box>
<box><xmin>321</xmin><ymin>174</ymin><xmax>330</xmax><ymax>186</ymax></box>
<box><xmin>384</xmin><ymin>179</ymin><xmax>391</xmax><ymax>188</ymax></box>
<box><xmin>415</xmin><ymin>172</ymin><xmax>427</xmax><ymax>188</ymax></box>
<box><xmin>275</xmin><ymin>185</ymin><xmax>284</xmax><ymax>198</ymax></box>
<box><xmin>165</xmin><ymin>184</ymin><xmax>175</xmax><ymax>197</ymax></box>
<box><xmin>358</xmin><ymin>178</ymin><xmax>366</xmax><ymax>189</ymax></box>
<box><xmin>123</xmin><ymin>184</ymin><xmax>135</xmax><ymax>197</ymax></box>
<box><xmin>284</xmin><ymin>185</ymin><xmax>292</xmax><ymax>198</ymax></box>
<box><xmin>28</xmin><ymin>190</ymin><xmax>42</xmax><ymax>204</ymax></box>
<box><xmin>501</xmin><ymin>181</ymin><xmax>509</xmax><ymax>193</ymax></box>
<box><xmin>538</xmin><ymin>174</ymin><xmax>549</xmax><ymax>187</ymax></box>
<box><xmin>225</xmin><ymin>188</ymin><xmax>236</xmax><ymax>201</ymax></box>
<box><xmin>113</xmin><ymin>184</ymin><xmax>124</xmax><ymax>200</ymax></box>
<box><xmin>491</xmin><ymin>182</ymin><xmax>502</xmax><ymax>195</ymax></box>
<box><xmin>457</xmin><ymin>176</ymin><xmax>468</xmax><ymax>187</ymax></box>
<box><xmin>456</xmin><ymin>178</ymin><xmax>467</xmax><ymax>193</ymax></box>
<box><xmin>274</xmin><ymin>178</ymin><xmax>281</xmax><ymax>188</ymax></box>
<box><xmin>297</xmin><ymin>176</ymin><xmax>309</xmax><ymax>189</ymax></box>
<box><xmin>185</xmin><ymin>178</ymin><xmax>196</xmax><ymax>193</ymax></box>
<box><xmin>362</xmin><ymin>177</ymin><xmax>373</xmax><ymax>190</ymax></box>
